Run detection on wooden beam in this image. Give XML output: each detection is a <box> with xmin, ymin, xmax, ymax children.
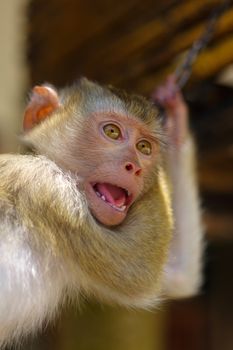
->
<box><xmin>192</xmin><ymin>34</ymin><xmax>233</xmax><ymax>80</ymax></box>
<box><xmin>120</xmin><ymin>31</ymin><xmax>233</xmax><ymax>95</ymax></box>
<box><xmin>113</xmin><ymin>8</ymin><xmax>233</xmax><ymax>92</ymax></box>
<box><xmin>29</xmin><ymin>0</ymin><xmax>228</xmax><ymax>86</ymax></box>
<box><xmin>79</xmin><ymin>0</ymin><xmax>221</xmax><ymax>70</ymax></box>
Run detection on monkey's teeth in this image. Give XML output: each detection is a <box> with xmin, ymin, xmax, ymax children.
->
<box><xmin>109</xmin><ymin>204</ymin><xmax>126</xmax><ymax>212</ymax></box>
<box><xmin>95</xmin><ymin>191</ymin><xmax>126</xmax><ymax>212</ymax></box>
<box><xmin>94</xmin><ymin>188</ymin><xmax>127</xmax><ymax>212</ymax></box>
<box><xmin>118</xmin><ymin>205</ymin><xmax>127</xmax><ymax>212</ymax></box>
<box><xmin>94</xmin><ymin>190</ymin><xmax>106</xmax><ymax>201</ymax></box>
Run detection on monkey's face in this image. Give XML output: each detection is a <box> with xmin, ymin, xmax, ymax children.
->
<box><xmin>22</xmin><ymin>80</ymin><xmax>163</xmax><ymax>228</ymax></box>
<box><xmin>75</xmin><ymin>113</ymin><xmax>160</xmax><ymax>226</ymax></box>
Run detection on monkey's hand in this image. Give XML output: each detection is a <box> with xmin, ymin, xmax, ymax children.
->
<box><xmin>151</xmin><ymin>75</ymin><xmax>189</xmax><ymax>147</ymax></box>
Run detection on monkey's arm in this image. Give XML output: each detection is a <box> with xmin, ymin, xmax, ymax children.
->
<box><xmin>152</xmin><ymin>77</ymin><xmax>203</xmax><ymax>298</ymax></box>
<box><xmin>163</xmin><ymin>136</ymin><xmax>203</xmax><ymax>298</ymax></box>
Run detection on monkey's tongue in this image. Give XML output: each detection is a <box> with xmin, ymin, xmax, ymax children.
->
<box><xmin>95</xmin><ymin>183</ymin><xmax>126</xmax><ymax>207</ymax></box>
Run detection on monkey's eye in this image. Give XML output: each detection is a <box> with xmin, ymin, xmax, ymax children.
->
<box><xmin>103</xmin><ymin>124</ymin><xmax>121</xmax><ymax>140</ymax></box>
<box><xmin>136</xmin><ymin>140</ymin><xmax>152</xmax><ymax>155</ymax></box>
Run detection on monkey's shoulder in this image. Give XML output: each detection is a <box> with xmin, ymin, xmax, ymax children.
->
<box><xmin>0</xmin><ymin>154</ymin><xmax>79</xmax><ymax>203</ymax></box>
<box><xmin>0</xmin><ymin>154</ymin><xmax>65</xmax><ymax>182</ymax></box>
<box><xmin>0</xmin><ymin>153</ymin><xmax>58</xmax><ymax>171</ymax></box>
<box><xmin>0</xmin><ymin>154</ymin><xmax>85</xmax><ymax>221</ymax></box>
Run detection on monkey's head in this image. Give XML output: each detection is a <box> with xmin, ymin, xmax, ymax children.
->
<box><xmin>22</xmin><ymin>79</ymin><xmax>166</xmax><ymax>227</ymax></box>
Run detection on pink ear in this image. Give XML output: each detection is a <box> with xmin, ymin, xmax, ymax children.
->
<box><xmin>23</xmin><ymin>85</ymin><xmax>60</xmax><ymax>131</ymax></box>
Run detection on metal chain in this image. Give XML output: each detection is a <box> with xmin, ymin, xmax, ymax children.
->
<box><xmin>175</xmin><ymin>0</ymin><xmax>232</xmax><ymax>89</ymax></box>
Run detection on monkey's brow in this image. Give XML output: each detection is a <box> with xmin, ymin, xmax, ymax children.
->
<box><xmin>148</xmin><ymin>131</ymin><xmax>168</xmax><ymax>147</ymax></box>
<box><xmin>126</xmin><ymin>115</ymin><xmax>167</xmax><ymax>146</ymax></box>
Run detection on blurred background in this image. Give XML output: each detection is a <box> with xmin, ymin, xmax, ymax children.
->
<box><xmin>1</xmin><ymin>0</ymin><xmax>233</xmax><ymax>349</ymax></box>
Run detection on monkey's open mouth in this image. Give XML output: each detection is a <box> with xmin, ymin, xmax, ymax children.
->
<box><xmin>92</xmin><ymin>183</ymin><xmax>133</xmax><ymax>212</ymax></box>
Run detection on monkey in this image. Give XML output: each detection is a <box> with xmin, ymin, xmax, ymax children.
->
<box><xmin>0</xmin><ymin>77</ymin><xmax>203</xmax><ymax>347</ymax></box>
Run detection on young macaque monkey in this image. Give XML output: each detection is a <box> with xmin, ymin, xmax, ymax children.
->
<box><xmin>0</xmin><ymin>77</ymin><xmax>203</xmax><ymax>346</ymax></box>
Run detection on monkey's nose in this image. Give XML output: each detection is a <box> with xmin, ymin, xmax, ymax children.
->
<box><xmin>125</xmin><ymin>162</ymin><xmax>142</xmax><ymax>176</ymax></box>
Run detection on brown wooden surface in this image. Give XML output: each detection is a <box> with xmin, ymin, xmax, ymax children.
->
<box><xmin>27</xmin><ymin>0</ymin><xmax>233</xmax><ymax>91</ymax></box>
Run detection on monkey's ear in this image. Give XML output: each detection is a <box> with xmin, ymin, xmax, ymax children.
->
<box><xmin>23</xmin><ymin>85</ymin><xmax>61</xmax><ymax>131</ymax></box>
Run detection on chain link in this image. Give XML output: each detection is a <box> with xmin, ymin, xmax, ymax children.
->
<box><xmin>175</xmin><ymin>0</ymin><xmax>232</xmax><ymax>89</ymax></box>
